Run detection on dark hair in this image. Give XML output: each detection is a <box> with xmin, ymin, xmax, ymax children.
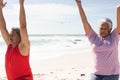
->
<box><xmin>12</xmin><ymin>28</ymin><xmax>20</xmax><ymax>37</ymax></box>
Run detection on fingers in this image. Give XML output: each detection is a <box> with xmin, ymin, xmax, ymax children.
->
<box><xmin>117</xmin><ymin>4</ymin><xmax>120</xmax><ymax>12</ymax></box>
<box><xmin>0</xmin><ymin>0</ymin><xmax>6</xmax><ymax>5</ymax></box>
<box><xmin>0</xmin><ymin>0</ymin><xmax>7</xmax><ymax>8</ymax></box>
<box><xmin>75</xmin><ymin>0</ymin><xmax>81</xmax><ymax>5</ymax></box>
<box><xmin>19</xmin><ymin>0</ymin><xmax>24</xmax><ymax>3</ymax></box>
<box><xmin>76</xmin><ymin>0</ymin><xmax>81</xmax><ymax>3</ymax></box>
<box><xmin>0</xmin><ymin>0</ymin><xmax>3</xmax><ymax>3</ymax></box>
<box><xmin>19</xmin><ymin>0</ymin><xmax>25</xmax><ymax>6</ymax></box>
<box><xmin>117</xmin><ymin>4</ymin><xmax>120</xmax><ymax>8</ymax></box>
<box><xmin>3</xmin><ymin>2</ymin><xmax>7</xmax><ymax>6</ymax></box>
<box><xmin>0</xmin><ymin>0</ymin><xmax>3</xmax><ymax>2</ymax></box>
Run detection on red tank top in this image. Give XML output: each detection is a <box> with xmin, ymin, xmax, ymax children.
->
<box><xmin>5</xmin><ymin>44</ymin><xmax>33</xmax><ymax>80</ymax></box>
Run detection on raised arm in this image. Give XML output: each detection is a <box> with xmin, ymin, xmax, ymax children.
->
<box><xmin>75</xmin><ymin>0</ymin><xmax>91</xmax><ymax>35</ymax></box>
<box><xmin>0</xmin><ymin>0</ymin><xmax>10</xmax><ymax>45</ymax></box>
<box><xmin>116</xmin><ymin>4</ymin><xmax>120</xmax><ymax>34</ymax></box>
<box><xmin>19</xmin><ymin>0</ymin><xmax>30</xmax><ymax>56</ymax></box>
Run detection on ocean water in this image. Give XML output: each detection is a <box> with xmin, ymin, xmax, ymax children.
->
<box><xmin>0</xmin><ymin>34</ymin><xmax>90</xmax><ymax>62</ymax></box>
<box><xmin>0</xmin><ymin>34</ymin><xmax>120</xmax><ymax>76</ymax></box>
<box><xmin>29</xmin><ymin>34</ymin><xmax>90</xmax><ymax>60</ymax></box>
<box><xmin>0</xmin><ymin>34</ymin><xmax>91</xmax><ymax>77</ymax></box>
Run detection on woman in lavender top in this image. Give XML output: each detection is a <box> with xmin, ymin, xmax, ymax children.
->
<box><xmin>75</xmin><ymin>0</ymin><xmax>120</xmax><ymax>80</ymax></box>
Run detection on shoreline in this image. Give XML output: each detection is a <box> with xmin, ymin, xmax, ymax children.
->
<box><xmin>0</xmin><ymin>48</ymin><xmax>94</xmax><ymax>80</ymax></box>
<box><xmin>30</xmin><ymin>49</ymin><xmax>94</xmax><ymax>80</ymax></box>
<box><xmin>0</xmin><ymin>45</ymin><xmax>120</xmax><ymax>80</ymax></box>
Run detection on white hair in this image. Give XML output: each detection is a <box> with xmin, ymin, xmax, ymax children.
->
<box><xmin>99</xmin><ymin>18</ymin><xmax>112</xmax><ymax>29</ymax></box>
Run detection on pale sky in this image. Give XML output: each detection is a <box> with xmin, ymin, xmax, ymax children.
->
<box><xmin>2</xmin><ymin>0</ymin><xmax>120</xmax><ymax>35</ymax></box>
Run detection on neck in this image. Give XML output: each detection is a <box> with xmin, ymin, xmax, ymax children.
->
<box><xmin>11</xmin><ymin>42</ymin><xmax>19</xmax><ymax>48</ymax></box>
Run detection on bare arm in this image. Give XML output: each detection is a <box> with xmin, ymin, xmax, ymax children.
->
<box><xmin>19</xmin><ymin>0</ymin><xmax>30</xmax><ymax>56</ymax></box>
<box><xmin>0</xmin><ymin>0</ymin><xmax>10</xmax><ymax>45</ymax></box>
<box><xmin>116</xmin><ymin>4</ymin><xmax>120</xmax><ymax>34</ymax></box>
<box><xmin>75</xmin><ymin>0</ymin><xmax>92</xmax><ymax>35</ymax></box>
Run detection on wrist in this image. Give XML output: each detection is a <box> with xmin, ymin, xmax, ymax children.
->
<box><xmin>77</xmin><ymin>2</ymin><xmax>81</xmax><ymax>6</ymax></box>
<box><xmin>20</xmin><ymin>3</ymin><xmax>24</xmax><ymax>7</ymax></box>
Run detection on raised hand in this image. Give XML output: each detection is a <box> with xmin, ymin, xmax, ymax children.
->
<box><xmin>75</xmin><ymin>0</ymin><xmax>81</xmax><ymax>4</ymax></box>
<box><xmin>116</xmin><ymin>4</ymin><xmax>120</xmax><ymax>33</ymax></box>
<box><xmin>0</xmin><ymin>0</ymin><xmax>7</xmax><ymax>9</ymax></box>
<box><xmin>117</xmin><ymin>4</ymin><xmax>120</xmax><ymax>9</ymax></box>
<box><xmin>19</xmin><ymin>0</ymin><xmax>24</xmax><ymax>5</ymax></box>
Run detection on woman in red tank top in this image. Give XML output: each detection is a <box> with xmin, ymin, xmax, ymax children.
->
<box><xmin>0</xmin><ymin>0</ymin><xmax>33</xmax><ymax>80</ymax></box>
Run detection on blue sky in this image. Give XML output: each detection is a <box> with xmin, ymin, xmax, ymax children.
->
<box><xmin>2</xmin><ymin>0</ymin><xmax>120</xmax><ymax>35</ymax></box>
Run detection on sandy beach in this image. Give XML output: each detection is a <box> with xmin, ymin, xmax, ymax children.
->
<box><xmin>0</xmin><ymin>46</ymin><xmax>94</xmax><ymax>80</ymax></box>
<box><xmin>0</xmin><ymin>34</ymin><xmax>94</xmax><ymax>80</ymax></box>
<box><xmin>0</xmin><ymin>43</ymin><xmax>120</xmax><ymax>80</ymax></box>
<box><xmin>31</xmin><ymin>51</ymin><xmax>94</xmax><ymax>80</ymax></box>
